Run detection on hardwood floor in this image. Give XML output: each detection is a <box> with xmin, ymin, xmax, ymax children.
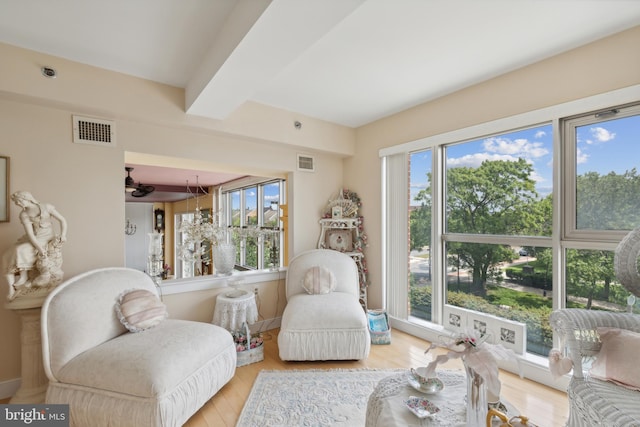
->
<box><xmin>184</xmin><ymin>328</ymin><xmax>569</xmax><ymax>427</ymax></box>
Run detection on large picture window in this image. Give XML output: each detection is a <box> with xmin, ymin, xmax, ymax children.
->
<box><xmin>383</xmin><ymin>89</ymin><xmax>640</xmax><ymax>362</ymax></box>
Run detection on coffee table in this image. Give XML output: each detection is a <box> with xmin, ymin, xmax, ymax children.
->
<box><xmin>365</xmin><ymin>369</ymin><xmax>515</xmax><ymax>427</ymax></box>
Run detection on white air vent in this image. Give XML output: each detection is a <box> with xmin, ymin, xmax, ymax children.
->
<box><xmin>297</xmin><ymin>154</ymin><xmax>315</xmax><ymax>172</ymax></box>
<box><xmin>72</xmin><ymin>115</ymin><xmax>116</xmax><ymax>146</ymax></box>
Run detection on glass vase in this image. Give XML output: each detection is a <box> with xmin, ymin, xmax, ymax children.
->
<box><xmin>147</xmin><ymin>232</ymin><xmax>164</xmax><ymax>284</ymax></box>
<box><xmin>213</xmin><ymin>243</ymin><xmax>236</xmax><ymax>276</ymax></box>
<box><xmin>464</xmin><ymin>361</ymin><xmax>488</xmax><ymax>427</ymax></box>
<box><xmin>148</xmin><ymin>232</ymin><xmax>163</xmax><ymax>257</ymax></box>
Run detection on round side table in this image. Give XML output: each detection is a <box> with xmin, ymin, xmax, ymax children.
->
<box><xmin>212</xmin><ymin>290</ymin><xmax>258</xmax><ymax>331</ymax></box>
<box><xmin>365</xmin><ymin>370</ymin><xmax>516</xmax><ymax>427</ymax></box>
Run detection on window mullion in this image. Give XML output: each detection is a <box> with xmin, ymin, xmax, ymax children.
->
<box><xmin>431</xmin><ymin>145</ymin><xmax>445</xmax><ymax>325</ymax></box>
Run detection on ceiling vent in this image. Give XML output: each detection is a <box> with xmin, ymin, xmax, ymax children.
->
<box><xmin>297</xmin><ymin>154</ymin><xmax>315</xmax><ymax>172</ymax></box>
<box><xmin>72</xmin><ymin>115</ymin><xmax>116</xmax><ymax>146</ymax></box>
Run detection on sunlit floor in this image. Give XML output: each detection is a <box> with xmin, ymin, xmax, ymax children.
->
<box><xmin>184</xmin><ymin>327</ymin><xmax>569</xmax><ymax>427</ymax></box>
<box><xmin>1</xmin><ymin>328</ymin><xmax>568</xmax><ymax>425</ymax></box>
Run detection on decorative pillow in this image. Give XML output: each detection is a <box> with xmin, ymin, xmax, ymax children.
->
<box><xmin>115</xmin><ymin>289</ymin><xmax>167</xmax><ymax>333</ymax></box>
<box><xmin>589</xmin><ymin>327</ymin><xmax>640</xmax><ymax>390</ymax></box>
<box><xmin>302</xmin><ymin>266</ymin><xmax>336</xmax><ymax>295</ymax></box>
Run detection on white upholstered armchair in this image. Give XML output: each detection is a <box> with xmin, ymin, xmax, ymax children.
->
<box><xmin>278</xmin><ymin>249</ymin><xmax>370</xmax><ymax>361</ymax></box>
<box><xmin>41</xmin><ymin>267</ymin><xmax>237</xmax><ymax>427</ymax></box>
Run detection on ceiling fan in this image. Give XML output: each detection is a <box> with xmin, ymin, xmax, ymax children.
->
<box><xmin>125</xmin><ymin>167</ymin><xmax>155</xmax><ymax>197</ymax></box>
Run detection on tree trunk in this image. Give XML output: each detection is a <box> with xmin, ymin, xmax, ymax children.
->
<box><xmin>471</xmin><ymin>267</ymin><xmax>486</xmax><ymax>297</ymax></box>
<box><xmin>603</xmin><ymin>279</ymin><xmax>611</xmax><ymax>301</ymax></box>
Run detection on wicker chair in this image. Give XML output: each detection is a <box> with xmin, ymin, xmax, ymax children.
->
<box><xmin>549</xmin><ymin>309</ymin><xmax>640</xmax><ymax>427</ymax></box>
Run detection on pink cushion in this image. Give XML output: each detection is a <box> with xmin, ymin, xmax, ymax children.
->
<box><xmin>115</xmin><ymin>289</ymin><xmax>167</xmax><ymax>332</ymax></box>
<box><xmin>590</xmin><ymin>327</ymin><xmax>640</xmax><ymax>390</ymax></box>
<box><xmin>302</xmin><ymin>266</ymin><xmax>336</xmax><ymax>295</ymax></box>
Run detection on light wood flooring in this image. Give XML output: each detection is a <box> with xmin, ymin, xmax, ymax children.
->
<box><xmin>184</xmin><ymin>328</ymin><xmax>569</xmax><ymax>427</ymax></box>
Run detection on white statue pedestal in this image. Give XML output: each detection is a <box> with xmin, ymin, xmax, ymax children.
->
<box><xmin>6</xmin><ymin>294</ymin><xmax>48</xmax><ymax>404</ymax></box>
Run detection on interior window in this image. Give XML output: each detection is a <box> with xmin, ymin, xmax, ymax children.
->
<box><xmin>222</xmin><ymin>179</ymin><xmax>284</xmax><ymax>271</ymax></box>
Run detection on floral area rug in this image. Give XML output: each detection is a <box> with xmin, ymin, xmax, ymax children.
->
<box><xmin>236</xmin><ymin>368</ymin><xmax>405</xmax><ymax>427</ymax></box>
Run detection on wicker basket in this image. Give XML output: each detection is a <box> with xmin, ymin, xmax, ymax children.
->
<box><xmin>237</xmin><ymin>345</ymin><xmax>264</xmax><ymax>367</ymax></box>
<box><xmin>234</xmin><ymin>322</ymin><xmax>264</xmax><ymax>366</ymax></box>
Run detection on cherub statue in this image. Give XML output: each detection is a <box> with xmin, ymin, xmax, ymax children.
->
<box><xmin>2</xmin><ymin>191</ymin><xmax>67</xmax><ymax>300</ymax></box>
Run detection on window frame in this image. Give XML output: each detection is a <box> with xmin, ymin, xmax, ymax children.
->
<box><xmin>220</xmin><ymin>178</ymin><xmax>285</xmax><ymax>271</ymax></box>
<box><xmin>562</xmin><ymin>101</ymin><xmax>640</xmax><ymax>243</ymax></box>
<box><xmin>380</xmin><ymin>84</ymin><xmax>640</xmax><ymax>366</ymax></box>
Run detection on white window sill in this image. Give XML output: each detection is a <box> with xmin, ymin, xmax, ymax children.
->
<box><xmin>158</xmin><ymin>268</ymin><xmax>286</xmax><ymax>295</ymax></box>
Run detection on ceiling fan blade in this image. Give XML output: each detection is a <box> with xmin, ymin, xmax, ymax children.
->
<box><xmin>131</xmin><ymin>184</ymin><xmax>155</xmax><ymax>197</ymax></box>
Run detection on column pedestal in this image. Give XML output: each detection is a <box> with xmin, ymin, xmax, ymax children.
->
<box><xmin>6</xmin><ymin>295</ymin><xmax>48</xmax><ymax>404</ymax></box>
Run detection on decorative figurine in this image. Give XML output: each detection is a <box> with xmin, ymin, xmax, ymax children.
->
<box><xmin>2</xmin><ymin>191</ymin><xmax>67</xmax><ymax>300</ymax></box>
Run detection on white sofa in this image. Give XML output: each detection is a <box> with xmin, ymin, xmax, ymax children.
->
<box><xmin>278</xmin><ymin>249</ymin><xmax>370</xmax><ymax>361</ymax></box>
<box><xmin>41</xmin><ymin>267</ymin><xmax>237</xmax><ymax>427</ymax></box>
<box><xmin>550</xmin><ymin>309</ymin><xmax>640</xmax><ymax>427</ymax></box>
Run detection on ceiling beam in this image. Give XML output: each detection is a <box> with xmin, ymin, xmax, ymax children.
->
<box><xmin>185</xmin><ymin>0</ymin><xmax>366</xmax><ymax>120</ymax></box>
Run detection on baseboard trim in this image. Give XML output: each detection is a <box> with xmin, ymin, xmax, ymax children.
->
<box><xmin>251</xmin><ymin>317</ymin><xmax>281</xmax><ymax>334</ymax></box>
<box><xmin>0</xmin><ymin>378</ymin><xmax>20</xmax><ymax>400</ymax></box>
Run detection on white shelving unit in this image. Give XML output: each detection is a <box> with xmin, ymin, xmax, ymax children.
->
<box><xmin>317</xmin><ymin>217</ymin><xmax>367</xmax><ymax>309</ymax></box>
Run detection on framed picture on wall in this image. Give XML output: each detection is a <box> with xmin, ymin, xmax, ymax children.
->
<box><xmin>0</xmin><ymin>156</ymin><xmax>8</xmax><ymax>222</ymax></box>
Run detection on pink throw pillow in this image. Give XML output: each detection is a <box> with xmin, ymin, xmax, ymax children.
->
<box><xmin>590</xmin><ymin>327</ymin><xmax>640</xmax><ymax>390</ymax></box>
<box><xmin>303</xmin><ymin>266</ymin><xmax>336</xmax><ymax>295</ymax></box>
<box><xmin>115</xmin><ymin>289</ymin><xmax>168</xmax><ymax>332</ymax></box>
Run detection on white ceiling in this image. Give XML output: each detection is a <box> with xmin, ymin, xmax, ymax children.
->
<box><xmin>2</xmin><ymin>0</ymin><xmax>639</xmax><ymax>198</ymax></box>
<box><xmin>1</xmin><ymin>0</ymin><xmax>639</xmax><ymax>129</ymax></box>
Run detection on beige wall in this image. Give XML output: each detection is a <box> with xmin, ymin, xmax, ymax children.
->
<box><xmin>0</xmin><ymin>44</ymin><xmax>349</xmax><ymax>389</ymax></box>
<box><xmin>0</xmin><ymin>25</ymin><xmax>639</xmax><ymax>393</ymax></box>
<box><xmin>162</xmin><ymin>277</ymin><xmax>286</xmax><ymax>326</ymax></box>
<box><xmin>346</xmin><ymin>26</ymin><xmax>640</xmax><ymax>310</ymax></box>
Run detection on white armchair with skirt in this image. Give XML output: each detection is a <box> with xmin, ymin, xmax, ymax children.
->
<box><xmin>278</xmin><ymin>249</ymin><xmax>370</xmax><ymax>361</ymax></box>
<box><xmin>41</xmin><ymin>267</ymin><xmax>237</xmax><ymax>427</ymax></box>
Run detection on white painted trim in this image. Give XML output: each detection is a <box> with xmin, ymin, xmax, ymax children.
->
<box><xmin>158</xmin><ymin>269</ymin><xmax>286</xmax><ymax>295</ymax></box>
<box><xmin>250</xmin><ymin>317</ymin><xmax>281</xmax><ymax>335</ymax></box>
<box><xmin>383</xmin><ymin>153</ymin><xmax>409</xmax><ymax>319</ymax></box>
<box><xmin>0</xmin><ymin>378</ymin><xmax>20</xmax><ymax>400</ymax></box>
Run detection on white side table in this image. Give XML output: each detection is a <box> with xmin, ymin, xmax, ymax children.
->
<box><xmin>365</xmin><ymin>370</ymin><xmax>516</xmax><ymax>427</ymax></box>
<box><xmin>212</xmin><ymin>290</ymin><xmax>258</xmax><ymax>331</ymax></box>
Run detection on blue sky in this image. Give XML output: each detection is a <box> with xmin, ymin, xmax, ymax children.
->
<box><xmin>410</xmin><ymin>114</ymin><xmax>639</xmax><ymax>206</ymax></box>
<box><xmin>576</xmin><ymin>114</ymin><xmax>640</xmax><ymax>176</ymax></box>
<box><xmin>231</xmin><ymin>182</ymin><xmax>280</xmax><ymax>210</ymax></box>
